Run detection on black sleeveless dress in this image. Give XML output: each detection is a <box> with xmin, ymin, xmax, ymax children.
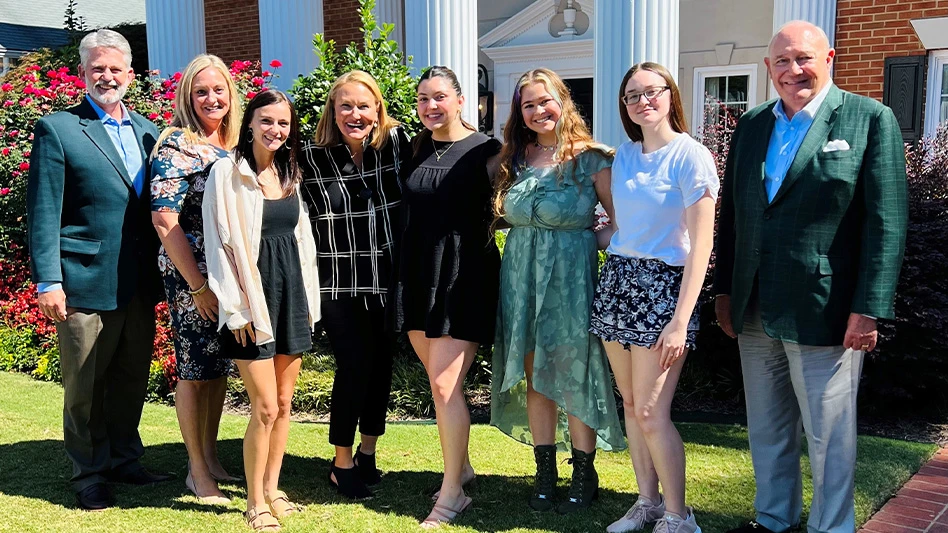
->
<box><xmin>224</xmin><ymin>193</ymin><xmax>313</xmax><ymax>360</ymax></box>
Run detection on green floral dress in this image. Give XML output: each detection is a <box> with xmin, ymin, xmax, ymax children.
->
<box><xmin>491</xmin><ymin>150</ymin><xmax>625</xmax><ymax>451</ymax></box>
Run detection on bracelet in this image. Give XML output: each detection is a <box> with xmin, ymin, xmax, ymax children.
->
<box><xmin>188</xmin><ymin>280</ymin><xmax>209</xmax><ymax>297</ymax></box>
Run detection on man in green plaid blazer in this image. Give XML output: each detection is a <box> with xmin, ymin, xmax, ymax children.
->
<box><xmin>713</xmin><ymin>21</ymin><xmax>908</xmax><ymax>533</ymax></box>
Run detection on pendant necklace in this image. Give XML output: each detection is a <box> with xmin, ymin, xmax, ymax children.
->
<box><xmin>433</xmin><ymin>138</ymin><xmax>458</xmax><ymax>161</ymax></box>
<box><xmin>534</xmin><ymin>141</ymin><xmax>556</xmax><ymax>152</ymax></box>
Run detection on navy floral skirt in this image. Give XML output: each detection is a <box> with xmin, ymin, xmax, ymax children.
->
<box><xmin>589</xmin><ymin>254</ymin><xmax>700</xmax><ymax>350</ymax></box>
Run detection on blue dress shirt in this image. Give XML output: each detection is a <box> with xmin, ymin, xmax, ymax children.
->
<box><xmin>763</xmin><ymin>82</ymin><xmax>833</xmax><ymax>203</ymax></box>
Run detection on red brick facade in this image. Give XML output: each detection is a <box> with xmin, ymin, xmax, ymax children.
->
<box><xmin>205</xmin><ymin>0</ymin><xmax>262</xmax><ymax>64</ymax></box>
<box><xmin>322</xmin><ymin>0</ymin><xmax>363</xmax><ymax>49</ymax></box>
<box><xmin>834</xmin><ymin>0</ymin><xmax>948</xmax><ymax>100</ymax></box>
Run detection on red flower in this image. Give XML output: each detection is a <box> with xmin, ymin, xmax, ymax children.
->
<box><xmin>0</xmin><ymin>83</ymin><xmax>12</xmax><ymax>92</ymax></box>
<box><xmin>46</xmin><ymin>70</ymin><xmax>59</xmax><ymax>79</ymax></box>
<box><xmin>246</xmin><ymin>91</ymin><xmax>257</xmax><ymax>100</ymax></box>
<box><xmin>251</xmin><ymin>77</ymin><xmax>265</xmax><ymax>87</ymax></box>
<box><xmin>1</xmin><ymin>101</ymin><xmax>12</xmax><ymax>108</ymax></box>
<box><xmin>162</xmin><ymin>111</ymin><xmax>172</xmax><ymax>121</ymax></box>
<box><xmin>269</xmin><ymin>60</ymin><xmax>282</xmax><ymax>68</ymax></box>
<box><xmin>172</xmin><ymin>72</ymin><xmax>182</xmax><ymax>81</ymax></box>
<box><xmin>75</xmin><ymin>80</ymin><xmax>86</xmax><ymax>89</ymax></box>
<box><xmin>0</xmin><ymin>188</ymin><xmax>9</xmax><ymax>196</ymax></box>
<box><xmin>18</xmin><ymin>161</ymin><xmax>29</xmax><ymax>171</ymax></box>
<box><xmin>22</xmin><ymin>150</ymin><xmax>30</xmax><ymax>158</ymax></box>
<box><xmin>262</xmin><ymin>70</ymin><xmax>272</xmax><ymax>78</ymax></box>
<box><xmin>66</xmin><ymin>90</ymin><xmax>78</xmax><ymax>97</ymax></box>
<box><xmin>148</xmin><ymin>112</ymin><xmax>159</xmax><ymax>120</ymax></box>
<box><xmin>1</xmin><ymin>148</ymin><xmax>9</xmax><ymax>156</ymax></box>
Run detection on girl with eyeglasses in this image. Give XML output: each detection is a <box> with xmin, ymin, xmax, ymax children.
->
<box><xmin>590</xmin><ymin>63</ymin><xmax>718</xmax><ymax>533</ymax></box>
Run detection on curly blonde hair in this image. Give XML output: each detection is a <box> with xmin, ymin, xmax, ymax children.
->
<box><xmin>493</xmin><ymin>68</ymin><xmax>611</xmax><ymax>221</ymax></box>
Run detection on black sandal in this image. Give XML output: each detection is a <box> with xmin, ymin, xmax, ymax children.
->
<box><xmin>328</xmin><ymin>463</ymin><xmax>373</xmax><ymax>500</ymax></box>
<box><xmin>353</xmin><ymin>445</ymin><xmax>382</xmax><ymax>486</ymax></box>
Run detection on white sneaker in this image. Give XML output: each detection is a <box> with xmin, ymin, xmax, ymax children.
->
<box><xmin>606</xmin><ymin>495</ymin><xmax>666</xmax><ymax>533</ymax></box>
<box><xmin>652</xmin><ymin>507</ymin><xmax>702</xmax><ymax>533</ymax></box>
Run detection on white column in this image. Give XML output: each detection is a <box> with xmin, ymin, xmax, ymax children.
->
<box><xmin>145</xmin><ymin>0</ymin><xmax>205</xmax><ymax>78</ymax></box>
<box><xmin>259</xmin><ymin>0</ymin><xmax>324</xmax><ymax>93</ymax></box>
<box><xmin>594</xmin><ymin>0</ymin><xmax>679</xmax><ymax>149</ymax></box>
<box><xmin>374</xmin><ymin>0</ymin><xmax>404</xmax><ymax>52</ymax></box>
<box><xmin>404</xmin><ymin>0</ymin><xmax>479</xmax><ymax>126</ymax></box>
<box><xmin>773</xmin><ymin>0</ymin><xmax>838</xmax><ymax>48</ymax></box>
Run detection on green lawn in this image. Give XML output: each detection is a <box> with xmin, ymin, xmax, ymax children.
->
<box><xmin>0</xmin><ymin>371</ymin><xmax>935</xmax><ymax>533</ymax></box>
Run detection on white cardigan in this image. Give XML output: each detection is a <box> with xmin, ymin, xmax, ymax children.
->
<box><xmin>203</xmin><ymin>153</ymin><xmax>320</xmax><ymax>346</ymax></box>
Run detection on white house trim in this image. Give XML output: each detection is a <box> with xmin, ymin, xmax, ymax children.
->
<box><xmin>691</xmin><ymin>63</ymin><xmax>758</xmax><ymax>137</ymax></box>
<box><xmin>924</xmin><ymin>49</ymin><xmax>948</xmax><ymax>137</ymax></box>
<box><xmin>478</xmin><ymin>0</ymin><xmax>594</xmax><ymax>49</ymax></box>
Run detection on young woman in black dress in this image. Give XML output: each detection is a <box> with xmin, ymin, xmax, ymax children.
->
<box><xmin>392</xmin><ymin>66</ymin><xmax>501</xmax><ymax>528</ymax></box>
<box><xmin>204</xmin><ymin>90</ymin><xmax>320</xmax><ymax>532</ymax></box>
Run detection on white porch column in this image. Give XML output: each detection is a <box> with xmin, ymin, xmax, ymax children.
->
<box><xmin>374</xmin><ymin>0</ymin><xmax>404</xmax><ymax>52</ymax></box>
<box><xmin>404</xmin><ymin>0</ymin><xmax>479</xmax><ymax>125</ymax></box>
<box><xmin>259</xmin><ymin>0</ymin><xmax>324</xmax><ymax>92</ymax></box>
<box><xmin>145</xmin><ymin>0</ymin><xmax>205</xmax><ymax>78</ymax></box>
<box><xmin>594</xmin><ymin>0</ymin><xmax>679</xmax><ymax>148</ymax></box>
<box><xmin>773</xmin><ymin>0</ymin><xmax>838</xmax><ymax>47</ymax></box>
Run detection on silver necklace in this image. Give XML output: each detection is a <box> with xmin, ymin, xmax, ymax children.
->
<box><xmin>534</xmin><ymin>141</ymin><xmax>556</xmax><ymax>152</ymax></box>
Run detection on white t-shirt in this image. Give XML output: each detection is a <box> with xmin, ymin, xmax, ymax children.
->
<box><xmin>607</xmin><ymin>133</ymin><xmax>719</xmax><ymax>266</ymax></box>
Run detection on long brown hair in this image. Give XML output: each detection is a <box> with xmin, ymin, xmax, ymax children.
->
<box><xmin>313</xmin><ymin>70</ymin><xmax>399</xmax><ymax>151</ymax></box>
<box><xmin>412</xmin><ymin>66</ymin><xmax>477</xmax><ymax>156</ymax></box>
<box><xmin>493</xmin><ymin>68</ymin><xmax>611</xmax><ymax>221</ymax></box>
<box><xmin>235</xmin><ymin>90</ymin><xmax>301</xmax><ymax>196</ymax></box>
<box><xmin>618</xmin><ymin>62</ymin><xmax>689</xmax><ymax>142</ymax></box>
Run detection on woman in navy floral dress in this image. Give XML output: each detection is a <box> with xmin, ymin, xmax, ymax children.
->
<box><xmin>150</xmin><ymin>55</ymin><xmax>242</xmax><ymax>504</ymax></box>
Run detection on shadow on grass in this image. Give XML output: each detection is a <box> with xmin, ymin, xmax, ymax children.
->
<box><xmin>0</xmin><ymin>436</ymin><xmax>750</xmax><ymax>532</ymax></box>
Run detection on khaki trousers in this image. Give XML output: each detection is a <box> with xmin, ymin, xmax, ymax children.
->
<box><xmin>57</xmin><ymin>290</ymin><xmax>155</xmax><ymax>492</ymax></box>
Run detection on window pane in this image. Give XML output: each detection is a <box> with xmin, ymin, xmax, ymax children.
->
<box><xmin>940</xmin><ymin>96</ymin><xmax>948</xmax><ymax>122</ymax></box>
<box><xmin>705</xmin><ymin>77</ymin><xmax>726</xmax><ymax>101</ymax></box>
<box><xmin>727</xmin><ymin>75</ymin><xmax>749</xmax><ymax>103</ymax></box>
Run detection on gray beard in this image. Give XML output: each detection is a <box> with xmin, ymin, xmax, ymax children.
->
<box><xmin>88</xmin><ymin>84</ymin><xmax>128</xmax><ymax>106</ymax></box>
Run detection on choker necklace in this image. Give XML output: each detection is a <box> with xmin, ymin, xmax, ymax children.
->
<box><xmin>432</xmin><ymin>138</ymin><xmax>458</xmax><ymax>161</ymax></box>
<box><xmin>534</xmin><ymin>141</ymin><xmax>556</xmax><ymax>152</ymax></box>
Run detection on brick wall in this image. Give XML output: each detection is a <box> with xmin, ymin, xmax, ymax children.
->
<box><xmin>204</xmin><ymin>0</ymin><xmax>261</xmax><ymax>64</ymax></box>
<box><xmin>323</xmin><ymin>0</ymin><xmax>363</xmax><ymax>49</ymax></box>
<box><xmin>834</xmin><ymin>0</ymin><xmax>948</xmax><ymax>100</ymax></box>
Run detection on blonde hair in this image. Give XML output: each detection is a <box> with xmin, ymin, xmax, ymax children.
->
<box><xmin>313</xmin><ymin>70</ymin><xmax>399</xmax><ymax>151</ymax></box>
<box><xmin>154</xmin><ymin>54</ymin><xmax>242</xmax><ymax>153</ymax></box>
<box><xmin>493</xmin><ymin>68</ymin><xmax>611</xmax><ymax>221</ymax></box>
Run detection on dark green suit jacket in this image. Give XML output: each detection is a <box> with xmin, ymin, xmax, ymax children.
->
<box><xmin>713</xmin><ymin>85</ymin><xmax>908</xmax><ymax>346</ymax></box>
<box><xmin>27</xmin><ymin>98</ymin><xmax>162</xmax><ymax>311</ymax></box>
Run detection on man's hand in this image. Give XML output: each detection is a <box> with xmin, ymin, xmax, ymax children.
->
<box><xmin>844</xmin><ymin>313</ymin><xmax>877</xmax><ymax>352</ymax></box>
<box><xmin>715</xmin><ymin>294</ymin><xmax>736</xmax><ymax>338</ymax></box>
<box><xmin>37</xmin><ymin>289</ymin><xmax>67</xmax><ymax>322</ymax></box>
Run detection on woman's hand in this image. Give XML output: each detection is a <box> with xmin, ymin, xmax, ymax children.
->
<box><xmin>192</xmin><ymin>286</ymin><xmax>219</xmax><ymax>322</ymax></box>
<box><xmin>653</xmin><ymin>318</ymin><xmax>687</xmax><ymax>370</ymax></box>
<box><xmin>232</xmin><ymin>323</ymin><xmax>256</xmax><ymax>347</ymax></box>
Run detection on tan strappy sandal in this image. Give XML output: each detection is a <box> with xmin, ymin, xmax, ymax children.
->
<box><xmin>420</xmin><ymin>496</ymin><xmax>473</xmax><ymax>529</ymax></box>
<box><xmin>265</xmin><ymin>490</ymin><xmax>302</xmax><ymax>518</ymax></box>
<box><xmin>245</xmin><ymin>506</ymin><xmax>281</xmax><ymax>532</ymax></box>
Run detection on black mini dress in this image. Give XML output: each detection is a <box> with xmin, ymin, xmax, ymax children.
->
<box><xmin>224</xmin><ymin>193</ymin><xmax>313</xmax><ymax>360</ymax></box>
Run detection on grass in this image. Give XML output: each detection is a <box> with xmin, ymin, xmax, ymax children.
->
<box><xmin>0</xmin><ymin>371</ymin><xmax>936</xmax><ymax>533</ymax></box>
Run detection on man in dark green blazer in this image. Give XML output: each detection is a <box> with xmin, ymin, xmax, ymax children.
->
<box><xmin>27</xmin><ymin>29</ymin><xmax>167</xmax><ymax>511</ymax></box>
<box><xmin>714</xmin><ymin>21</ymin><xmax>908</xmax><ymax>533</ymax></box>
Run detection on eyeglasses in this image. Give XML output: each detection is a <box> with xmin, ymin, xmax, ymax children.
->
<box><xmin>621</xmin><ymin>86</ymin><xmax>670</xmax><ymax>105</ymax></box>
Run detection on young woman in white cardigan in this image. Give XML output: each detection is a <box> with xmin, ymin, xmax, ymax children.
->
<box><xmin>204</xmin><ymin>90</ymin><xmax>319</xmax><ymax>533</ymax></box>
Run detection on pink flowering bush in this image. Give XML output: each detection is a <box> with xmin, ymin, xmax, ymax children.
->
<box><xmin>0</xmin><ymin>53</ymin><xmax>277</xmax><ymax>399</ymax></box>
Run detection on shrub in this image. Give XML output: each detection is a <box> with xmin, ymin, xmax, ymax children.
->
<box><xmin>290</xmin><ymin>0</ymin><xmax>420</xmax><ymax>140</ymax></box>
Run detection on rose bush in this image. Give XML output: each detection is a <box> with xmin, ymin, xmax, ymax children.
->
<box><xmin>0</xmin><ymin>54</ymin><xmax>277</xmax><ymax>399</ymax></box>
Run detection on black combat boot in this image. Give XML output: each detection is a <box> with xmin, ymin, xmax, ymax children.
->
<box><xmin>529</xmin><ymin>444</ymin><xmax>558</xmax><ymax>511</ymax></box>
<box><xmin>556</xmin><ymin>447</ymin><xmax>598</xmax><ymax>514</ymax></box>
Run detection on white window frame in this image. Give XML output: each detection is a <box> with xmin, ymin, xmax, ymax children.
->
<box><xmin>692</xmin><ymin>64</ymin><xmax>758</xmax><ymax>137</ymax></box>
<box><xmin>924</xmin><ymin>50</ymin><xmax>948</xmax><ymax>137</ymax></box>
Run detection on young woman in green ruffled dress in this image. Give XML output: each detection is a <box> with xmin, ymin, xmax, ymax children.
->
<box><xmin>490</xmin><ymin>68</ymin><xmax>625</xmax><ymax>514</ymax></box>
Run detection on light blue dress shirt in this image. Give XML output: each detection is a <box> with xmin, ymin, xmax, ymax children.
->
<box><xmin>763</xmin><ymin>82</ymin><xmax>833</xmax><ymax>203</ymax></box>
<box><xmin>38</xmin><ymin>96</ymin><xmax>145</xmax><ymax>294</ymax></box>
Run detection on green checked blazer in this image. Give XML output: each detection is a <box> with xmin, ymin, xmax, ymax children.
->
<box><xmin>713</xmin><ymin>85</ymin><xmax>908</xmax><ymax>346</ymax></box>
<box><xmin>27</xmin><ymin>98</ymin><xmax>162</xmax><ymax>311</ymax></box>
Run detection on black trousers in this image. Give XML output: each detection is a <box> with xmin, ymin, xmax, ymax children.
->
<box><xmin>322</xmin><ymin>295</ymin><xmax>394</xmax><ymax>447</ymax></box>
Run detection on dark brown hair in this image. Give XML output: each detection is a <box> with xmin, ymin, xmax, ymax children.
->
<box><xmin>618</xmin><ymin>62</ymin><xmax>689</xmax><ymax>142</ymax></box>
<box><xmin>235</xmin><ymin>90</ymin><xmax>301</xmax><ymax>196</ymax></box>
<box><xmin>412</xmin><ymin>66</ymin><xmax>477</xmax><ymax>156</ymax></box>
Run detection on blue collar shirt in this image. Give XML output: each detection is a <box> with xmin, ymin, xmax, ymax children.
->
<box><xmin>763</xmin><ymin>81</ymin><xmax>833</xmax><ymax>203</ymax></box>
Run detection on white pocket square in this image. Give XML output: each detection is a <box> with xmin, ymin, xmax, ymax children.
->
<box><xmin>822</xmin><ymin>139</ymin><xmax>850</xmax><ymax>152</ymax></box>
